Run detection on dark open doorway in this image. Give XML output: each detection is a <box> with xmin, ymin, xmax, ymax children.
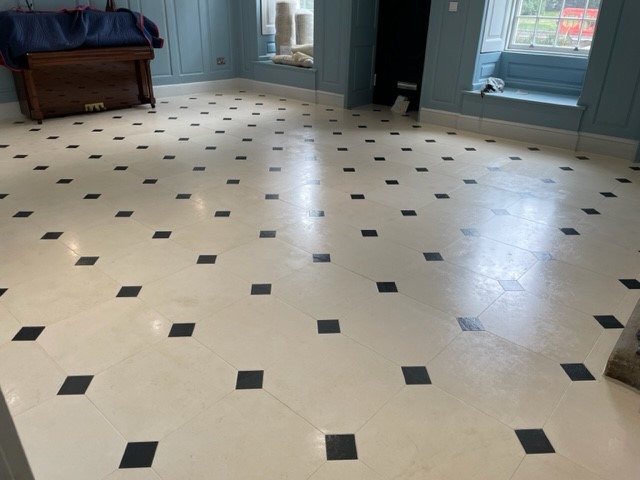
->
<box><xmin>373</xmin><ymin>0</ymin><xmax>431</xmax><ymax>111</ymax></box>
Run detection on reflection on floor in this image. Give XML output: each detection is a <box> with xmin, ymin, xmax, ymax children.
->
<box><xmin>0</xmin><ymin>90</ymin><xmax>639</xmax><ymax>480</ymax></box>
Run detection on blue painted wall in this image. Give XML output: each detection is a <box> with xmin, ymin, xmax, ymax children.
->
<box><xmin>420</xmin><ymin>0</ymin><xmax>640</xmax><ymax>142</ymax></box>
<box><xmin>0</xmin><ymin>0</ymin><xmax>237</xmax><ymax>103</ymax></box>
<box><xmin>0</xmin><ymin>0</ymin><xmax>354</xmax><ymax>104</ymax></box>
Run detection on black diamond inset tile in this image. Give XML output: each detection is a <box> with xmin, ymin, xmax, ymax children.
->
<box><xmin>351</xmin><ymin>194</ymin><xmax>365</xmax><ymax>200</ymax></box>
<box><xmin>117</xmin><ymin>286</ymin><xmax>142</xmax><ymax>298</ymax></box>
<box><xmin>541</xmin><ymin>178</ymin><xmax>555</xmax><ymax>184</ymax></box>
<box><xmin>169</xmin><ymin>323</ymin><xmax>196</xmax><ymax>337</ymax></box>
<box><xmin>560</xmin><ymin>166</ymin><xmax>574</xmax><ymax>171</ymax></box>
<box><xmin>236</xmin><ymin>370</ymin><xmax>264</xmax><ymax>389</ymax></box>
<box><xmin>58</xmin><ymin>375</ymin><xmax>93</xmax><ymax>395</ymax></box>
<box><xmin>13</xmin><ymin>211</ymin><xmax>33</xmax><ymax>218</ymax></box>
<box><xmin>600</xmin><ymin>192</ymin><xmax>617</xmax><ymax>198</ymax></box>
<box><xmin>344</xmin><ymin>167</ymin><xmax>356</xmax><ymax>172</ymax></box>
<box><xmin>402</xmin><ymin>366</ymin><xmax>432</xmax><ymax>385</ymax></box>
<box><xmin>465</xmin><ymin>147</ymin><xmax>476</xmax><ymax>151</ymax></box>
<box><xmin>593</xmin><ymin>315</ymin><xmax>624</xmax><ymax>329</ymax></box>
<box><xmin>119</xmin><ymin>442</ymin><xmax>159</xmax><ymax>469</ymax></box>
<box><xmin>561</xmin><ymin>363</ymin><xmax>595</xmax><ymax>381</ymax></box>
<box><xmin>313</xmin><ymin>254</ymin><xmax>331</xmax><ymax>263</ymax></box>
<box><xmin>197</xmin><ymin>255</ymin><xmax>217</xmax><ymax>264</ymax></box>
<box><xmin>215</xmin><ymin>211</ymin><xmax>231</xmax><ymax>217</ymax></box>
<box><xmin>515</xmin><ymin>429</ymin><xmax>555</xmax><ymax>454</ymax></box>
<box><xmin>153</xmin><ymin>231</ymin><xmax>172</xmax><ymax>239</ymax></box>
<box><xmin>423</xmin><ymin>252</ymin><xmax>444</xmax><ymax>262</ymax></box>
<box><xmin>116</xmin><ymin>211</ymin><xmax>133</xmax><ymax>218</ymax></box>
<box><xmin>461</xmin><ymin>228</ymin><xmax>480</xmax><ymax>237</ymax></box>
<box><xmin>510</xmin><ymin>156</ymin><xmax>522</xmax><ymax>160</ymax></box>
<box><xmin>317</xmin><ymin>319</ymin><xmax>341</xmax><ymax>334</ymax></box>
<box><xmin>401</xmin><ymin>210</ymin><xmax>417</xmax><ymax>216</ymax></box>
<box><xmin>42</xmin><ymin>232</ymin><xmax>63</xmax><ymax>240</ymax></box>
<box><xmin>0</xmin><ymin>193</ymin><xmax>8</xmax><ymax>199</ymax></box>
<box><xmin>13</xmin><ymin>326</ymin><xmax>45</xmax><ymax>341</ymax></box>
<box><xmin>374</xmin><ymin>156</ymin><xmax>386</xmax><ymax>161</ymax></box>
<box><xmin>265</xmin><ymin>194</ymin><xmax>279</xmax><ymax>200</ymax></box>
<box><xmin>0</xmin><ymin>288</ymin><xmax>6</xmax><ymax>297</ymax></box>
<box><xmin>269</xmin><ymin>167</ymin><xmax>281</xmax><ymax>172</ymax></box>
<box><xmin>76</xmin><ymin>256</ymin><xmax>99</xmax><ymax>266</ymax></box>
<box><xmin>176</xmin><ymin>194</ymin><xmax>191</xmax><ymax>200</ymax></box>
<box><xmin>442</xmin><ymin>156</ymin><xmax>454</xmax><ymax>161</ymax></box>
<box><xmin>386</xmin><ymin>180</ymin><xmax>399</xmax><ymax>185</ymax></box>
<box><xmin>84</xmin><ymin>193</ymin><xmax>101</xmax><ymax>199</ymax></box>
<box><xmin>435</xmin><ymin>193</ymin><xmax>450</xmax><ymax>199</ymax></box>
<box><xmin>582</xmin><ymin>208</ymin><xmax>600</xmax><ymax>215</ymax></box>
<box><xmin>227</xmin><ymin>179</ymin><xmax>240</xmax><ymax>185</ymax></box>
<box><xmin>57</xmin><ymin>179</ymin><xmax>73</xmax><ymax>184</ymax></box>
<box><xmin>576</xmin><ymin>155</ymin><xmax>589</xmax><ymax>160</ymax></box>
<box><xmin>616</xmin><ymin>178</ymin><xmax>631</xmax><ymax>183</ymax></box>
<box><xmin>463</xmin><ymin>179</ymin><xmax>478</xmax><ymax>184</ymax></box>
<box><xmin>377</xmin><ymin>282</ymin><xmax>398</xmax><ymax>293</ymax></box>
<box><xmin>457</xmin><ymin>317</ymin><xmax>484</xmax><ymax>331</ymax></box>
<box><xmin>560</xmin><ymin>228</ymin><xmax>580</xmax><ymax>236</ymax></box>
<box><xmin>143</xmin><ymin>179</ymin><xmax>158</xmax><ymax>185</ymax></box>
<box><xmin>163</xmin><ymin>155</ymin><xmax>176</xmax><ymax>160</ymax></box>
<box><xmin>401</xmin><ymin>147</ymin><xmax>412</xmax><ymax>151</ymax></box>
<box><xmin>251</xmin><ymin>284</ymin><xmax>272</xmax><ymax>295</ymax></box>
<box><xmin>528</xmin><ymin>147</ymin><xmax>540</xmax><ymax>151</ymax></box>
<box><xmin>416</xmin><ymin>167</ymin><xmax>428</xmax><ymax>172</ymax></box>
<box><xmin>33</xmin><ymin>165</ymin><xmax>48</xmax><ymax>170</ymax></box>
<box><xmin>325</xmin><ymin>434</ymin><xmax>358</xmax><ymax>461</ymax></box>
<box><xmin>114</xmin><ymin>166</ymin><xmax>128</xmax><ymax>171</ymax></box>
<box><xmin>361</xmin><ymin>230</ymin><xmax>378</xmax><ymax>237</ymax></box>
<box><xmin>260</xmin><ymin>230</ymin><xmax>276</xmax><ymax>238</ymax></box>
<box><xmin>619</xmin><ymin>279</ymin><xmax>640</xmax><ymax>289</ymax></box>
<box><xmin>309</xmin><ymin>210</ymin><xmax>325</xmax><ymax>217</ymax></box>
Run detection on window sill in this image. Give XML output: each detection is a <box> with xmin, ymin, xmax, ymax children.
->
<box><xmin>469</xmin><ymin>88</ymin><xmax>584</xmax><ymax>109</ymax></box>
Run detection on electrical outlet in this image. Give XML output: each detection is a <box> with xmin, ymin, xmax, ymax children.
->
<box><xmin>449</xmin><ymin>2</ymin><xmax>458</xmax><ymax>12</ymax></box>
<box><xmin>216</xmin><ymin>57</ymin><xmax>226</xmax><ymax>65</ymax></box>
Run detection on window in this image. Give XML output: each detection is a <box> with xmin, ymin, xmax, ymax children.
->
<box><xmin>299</xmin><ymin>0</ymin><xmax>314</xmax><ymax>10</ymax></box>
<box><xmin>508</xmin><ymin>0</ymin><xmax>601</xmax><ymax>54</ymax></box>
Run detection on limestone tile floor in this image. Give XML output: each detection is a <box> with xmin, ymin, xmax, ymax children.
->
<box><xmin>0</xmin><ymin>90</ymin><xmax>639</xmax><ymax>480</ymax></box>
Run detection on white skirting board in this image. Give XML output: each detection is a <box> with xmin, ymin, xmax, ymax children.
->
<box><xmin>420</xmin><ymin>107</ymin><xmax>640</xmax><ymax>161</ymax></box>
<box><xmin>156</xmin><ymin>78</ymin><xmax>344</xmax><ymax>108</ymax></box>
<box><xmin>1</xmin><ymin>79</ymin><xmax>345</xmax><ymax>122</ymax></box>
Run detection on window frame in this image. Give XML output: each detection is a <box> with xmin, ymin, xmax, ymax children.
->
<box><xmin>506</xmin><ymin>0</ymin><xmax>600</xmax><ymax>57</ymax></box>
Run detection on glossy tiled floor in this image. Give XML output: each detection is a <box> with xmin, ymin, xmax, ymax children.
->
<box><xmin>1</xmin><ymin>90</ymin><xmax>639</xmax><ymax>480</ymax></box>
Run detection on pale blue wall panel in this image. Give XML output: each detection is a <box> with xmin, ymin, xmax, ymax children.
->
<box><xmin>421</xmin><ymin>0</ymin><xmax>485</xmax><ymax>111</ymax></box>
<box><xmin>315</xmin><ymin>0</ymin><xmax>350</xmax><ymax>94</ymax></box>
<box><xmin>499</xmin><ymin>53</ymin><xmax>587</xmax><ymax>96</ymax></box>
<box><xmin>141</xmin><ymin>0</ymin><xmax>172</xmax><ymax>78</ymax></box>
<box><xmin>173</xmin><ymin>0</ymin><xmax>205</xmax><ymax>75</ymax></box>
<box><xmin>580</xmin><ymin>0</ymin><xmax>640</xmax><ymax>139</ymax></box>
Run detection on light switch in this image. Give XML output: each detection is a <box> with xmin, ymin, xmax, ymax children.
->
<box><xmin>449</xmin><ymin>1</ymin><xmax>458</xmax><ymax>12</ymax></box>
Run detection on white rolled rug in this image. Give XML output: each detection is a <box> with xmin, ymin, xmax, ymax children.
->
<box><xmin>295</xmin><ymin>10</ymin><xmax>314</xmax><ymax>46</ymax></box>
<box><xmin>275</xmin><ymin>1</ymin><xmax>295</xmax><ymax>54</ymax></box>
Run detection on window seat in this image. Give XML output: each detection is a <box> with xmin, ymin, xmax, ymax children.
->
<box><xmin>489</xmin><ymin>88</ymin><xmax>581</xmax><ymax>107</ymax></box>
<box><xmin>461</xmin><ymin>87</ymin><xmax>585</xmax><ymax>131</ymax></box>
<box><xmin>252</xmin><ymin>60</ymin><xmax>316</xmax><ymax>90</ymax></box>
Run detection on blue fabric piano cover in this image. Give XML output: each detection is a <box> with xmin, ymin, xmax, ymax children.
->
<box><xmin>0</xmin><ymin>6</ymin><xmax>164</xmax><ymax>70</ymax></box>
